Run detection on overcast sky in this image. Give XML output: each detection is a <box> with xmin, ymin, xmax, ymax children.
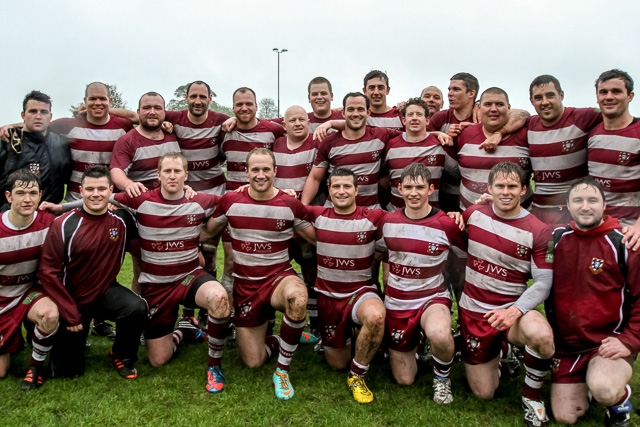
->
<box><xmin>2</xmin><ymin>0</ymin><xmax>640</xmax><ymax>122</ymax></box>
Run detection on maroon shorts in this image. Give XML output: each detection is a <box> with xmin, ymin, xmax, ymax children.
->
<box><xmin>143</xmin><ymin>269</ymin><xmax>213</xmax><ymax>339</ymax></box>
<box><xmin>0</xmin><ymin>288</ymin><xmax>46</xmax><ymax>355</ymax></box>
<box><xmin>386</xmin><ymin>296</ymin><xmax>451</xmax><ymax>352</ymax></box>
<box><xmin>551</xmin><ymin>348</ymin><xmax>635</xmax><ymax>384</ymax></box>
<box><xmin>317</xmin><ymin>288</ymin><xmax>381</xmax><ymax>349</ymax></box>
<box><xmin>459</xmin><ymin>307</ymin><xmax>511</xmax><ymax>365</ymax></box>
<box><xmin>530</xmin><ymin>205</ymin><xmax>572</xmax><ymax>231</ymax></box>
<box><xmin>233</xmin><ymin>270</ymin><xmax>297</xmax><ymax>328</ymax></box>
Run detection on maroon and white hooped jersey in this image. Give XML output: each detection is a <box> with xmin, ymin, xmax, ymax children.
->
<box><xmin>165</xmin><ymin>110</ymin><xmax>230</xmax><ymax>195</ymax></box>
<box><xmin>460</xmin><ymin>204</ymin><xmax>553</xmax><ymax>315</ymax></box>
<box><xmin>588</xmin><ymin>119</ymin><xmax>640</xmax><ymax>226</ymax></box>
<box><xmin>427</xmin><ymin>109</ymin><xmax>474</xmax><ymax>133</ymax></box>
<box><xmin>384</xmin><ymin>133</ymin><xmax>458</xmax><ymax>211</ymax></box>
<box><xmin>0</xmin><ymin>211</ymin><xmax>54</xmax><ymax>315</ymax></box>
<box><xmin>366</xmin><ymin>107</ymin><xmax>404</xmax><ymax>131</ymax></box>
<box><xmin>309</xmin><ymin>110</ymin><xmax>343</xmax><ymax>133</ymax></box>
<box><xmin>50</xmin><ymin>116</ymin><xmax>134</xmax><ymax>201</ymax></box>
<box><xmin>456</xmin><ymin>124</ymin><xmax>531</xmax><ymax>209</ymax></box>
<box><xmin>273</xmin><ymin>135</ymin><xmax>317</xmax><ymax>199</ymax></box>
<box><xmin>307</xmin><ymin>206</ymin><xmax>386</xmax><ymax>298</ymax></box>
<box><xmin>220</xmin><ymin>120</ymin><xmax>284</xmax><ymax>192</ymax></box>
<box><xmin>110</xmin><ymin>129</ymin><xmax>181</xmax><ymax>190</ymax></box>
<box><xmin>212</xmin><ymin>190</ymin><xmax>311</xmax><ymax>283</ymax></box>
<box><xmin>527</xmin><ymin>107</ymin><xmax>601</xmax><ymax>207</ymax></box>
<box><xmin>113</xmin><ymin>189</ymin><xmax>218</xmax><ymax>285</ymax></box>
<box><xmin>313</xmin><ymin>126</ymin><xmax>399</xmax><ymax>209</ymax></box>
<box><xmin>376</xmin><ymin>208</ymin><xmax>466</xmax><ymax>310</ymax></box>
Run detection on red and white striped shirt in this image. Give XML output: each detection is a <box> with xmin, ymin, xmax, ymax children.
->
<box><xmin>110</xmin><ymin>130</ymin><xmax>181</xmax><ymax>190</ymax></box>
<box><xmin>588</xmin><ymin>119</ymin><xmax>640</xmax><ymax>226</ymax></box>
<box><xmin>376</xmin><ymin>208</ymin><xmax>466</xmax><ymax>310</ymax></box>
<box><xmin>113</xmin><ymin>189</ymin><xmax>218</xmax><ymax>285</ymax></box>
<box><xmin>220</xmin><ymin>120</ymin><xmax>284</xmax><ymax>192</ymax></box>
<box><xmin>367</xmin><ymin>107</ymin><xmax>404</xmax><ymax>131</ymax></box>
<box><xmin>165</xmin><ymin>110</ymin><xmax>229</xmax><ymax>195</ymax></box>
<box><xmin>50</xmin><ymin>116</ymin><xmax>133</xmax><ymax>201</ymax></box>
<box><xmin>273</xmin><ymin>135</ymin><xmax>317</xmax><ymax>199</ymax></box>
<box><xmin>527</xmin><ymin>107</ymin><xmax>601</xmax><ymax>207</ymax></box>
<box><xmin>307</xmin><ymin>206</ymin><xmax>386</xmax><ymax>298</ymax></box>
<box><xmin>0</xmin><ymin>211</ymin><xmax>54</xmax><ymax>315</ymax></box>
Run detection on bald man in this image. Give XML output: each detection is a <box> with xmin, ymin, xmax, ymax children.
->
<box><xmin>420</xmin><ymin>86</ymin><xmax>444</xmax><ymax>115</ymax></box>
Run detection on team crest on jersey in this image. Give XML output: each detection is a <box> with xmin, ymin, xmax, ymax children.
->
<box><xmin>356</xmin><ymin>232</ymin><xmax>367</xmax><ymax>243</ymax></box>
<box><xmin>241</xmin><ymin>241</ymin><xmax>252</xmax><ymax>252</ymax></box>
<box><xmin>239</xmin><ymin>302</ymin><xmax>252</xmax><ymax>317</ymax></box>
<box><xmin>276</xmin><ymin>219</ymin><xmax>287</xmax><ymax>230</ymax></box>
<box><xmin>562</xmin><ymin>139</ymin><xmax>575</xmax><ymax>153</ymax></box>
<box><xmin>618</xmin><ymin>152</ymin><xmax>631</xmax><ymax>165</ymax></box>
<box><xmin>148</xmin><ymin>306</ymin><xmax>158</xmax><ymax>319</ymax></box>
<box><xmin>427</xmin><ymin>155</ymin><xmax>437</xmax><ymax>165</ymax></box>
<box><xmin>516</xmin><ymin>245</ymin><xmax>529</xmax><ymax>259</ymax></box>
<box><xmin>589</xmin><ymin>258</ymin><xmax>604</xmax><ymax>274</ymax></box>
<box><xmin>467</xmin><ymin>336</ymin><xmax>480</xmax><ymax>352</ymax></box>
<box><xmin>323</xmin><ymin>257</ymin><xmax>335</xmax><ymax>268</ymax></box>
<box><xmin>324</xmin><ymin>325</ymin><xmax>336</xmax><ymax>340</ymax></box>
<box><xmin>187</xmin><ymin>214</ymin><xmax>197</xmax><ymax>225</ymax></box>
<box><xmin>306</xmin><ymin>163</ymin><xmax>312</xmax><ymax>173</ymax></box>
<box><xmin>29</xmin><ymin>163</ymin><xmax>40</xmax><ymax>175</ymax></box>
<box><xmin>109</xmin><ymin>228</ymin><xmax>119</xmax><ymax>241</ymax></box>
<box><xmin>518</xmin><ymin>158</ymin><xmax>529</xmax><ymax>168</ymax></box>
<box><xmin>427</xmin><ymin>243</ymin><xmax>439</xmax><ymax>254</ymax></box>
<box><xmin>371</xmin><ymin>151</ymin><xmax>380</xmax><ymax>160</ymax></box>
<box><xmin>391</xmin><ymin>329</ymin><xmax>404</xmax><ymax>343</ymax></box>
<box><xmin>550</xmin><ymin>358</ymin><xmax>560</xmax><ymax>373</ymax></box>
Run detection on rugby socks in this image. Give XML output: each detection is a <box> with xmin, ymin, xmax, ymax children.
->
<box><xmin>171</xmin><ymin>330</ymin><xmax>184</xmax><ymax>353</ymax></box>
<box><xmin>265</xmin><ymin>335</ymin><xmax>281</xmax><ymax>360</ymax></box>
<box><xmin>432</xmin><ymin>354</ymin><xmax>454</xmax><ymax>379</ymax></box>
<box><xmin>349</xmin><ymin>359</ymin><xmax>369</xmax><ymax>378</ymax></box>
<box><xmin>207</xmin><ymin>315</ymin><xmax>229</xmax><ymax>367</ymax></box>
<box><xmin>307</xmin><ymin>287</ymin><xmax>320</xmax><ymax>332</ymax></box>
<box><xmin>275</xmin><ymin>314</ymin><xmax>304</xmax><ymax>371</ymax></box>
<box><xmin>609</xmin><ymin>384</ymin><xmax>632</xmax><ymax>413</ymax></box>
<box><xmin>30</xmin><ymin>326</ymin><xmax>57</xmax><ymax>367</ymax></box>
<box><xmin>522</xmin><ymin>345</ymin><xmax>552</xmax><ymax>401</ymax></box>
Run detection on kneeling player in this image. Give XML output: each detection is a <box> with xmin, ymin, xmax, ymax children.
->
<box><xmin>0</xmin><ymin>170</ymin><xmax>59</xmax><ymax>390</ymax></box>
<box><xmin>306</xmin><ymin>168</ymin><xmax>387</xmax><ymax>403</ymax></box>
<box><xmin>548</xmin><ymin>179</ymin><xmax>639</xmax><ymax>427</ymax></box>
<box><xmin>460</xmin><ymin>162</ymin><xmax>554</xmax><ymax>427</ymax></box>
<box><xmin>376</xmin><ymin>163</ymin><xmax>466</xmax><ymax>404</ymax></box>
<box><xmin>204</xmin><ymin>148</ymin><xmax>316</xmax><ymax>400</ymax></box>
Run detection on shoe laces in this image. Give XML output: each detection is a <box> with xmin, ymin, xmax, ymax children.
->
<box><xmin>275</xmin><ymin>370</ymin><xmax>291</xmax><ymax>389</ymax></box>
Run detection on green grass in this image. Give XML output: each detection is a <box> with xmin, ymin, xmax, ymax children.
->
<box><xmin>1</xmin><ymin>248</ymin><xmax>638</xmax><ymax>426</ymax></box>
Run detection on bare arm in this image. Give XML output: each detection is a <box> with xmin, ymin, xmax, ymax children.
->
<box><xmin>300</xmin><ymin>167</ymin><xmax>326</xmax><ymax>205</ymax></box>
<box><xmin>295</xmin><ymin>224</ymin><xmax>316</xmax><ymax>246</ymax></box>
<box><xmin>479</xmin><ymin>108</ymin><xmax>530</xmax><ymax>152</ymax></box>
<box><xmin>202</xmin><ymin>216</ymin><xmax>227</xmax><ymax>242</ymax></box>
<box><xmin>109</xmin><ymin>108</ymin><xmax>139</xmax><ymax>124</ymax></box>
<box><xmin>111</xmin><ymin>167</ymin><xmax>147</xmax><ymax>197</ymax></box>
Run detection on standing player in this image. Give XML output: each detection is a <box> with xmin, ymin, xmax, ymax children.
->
<box><xmin>527</xmin><ymin>74</ymin><xmax>601</xmax><ymax>229</ymax></box>
<box><xmin>456</xmin><ymin>87</ymin><xmax>531</xmax><ymax>210</ymax></box>
<box><xmin>460</xmin><ymin>162</ymin><xmax>554</xmax><ymax>427</ymax></box>
<box><xmin>587</xmin><ymin>69</ymin><xmax>640</xmax><ymax>247</ymax></box>
<box><xmin>0</xmin><ymin>170</ymin><xmax>59</xmax><ymax>390</ymax></box>
<box><xmin>363</xmin><ymin>70</ymin><xmax>404</xmax><ymax>131</ymax></box>
<box><xmin>204</xmin><ymin>148</ymin><xmax>316</xmax><ymax>400</ymax></box>
<box><xmin>112</xmin><ymin>153</ymin><xmax>231</xmax><ymax>393</ymax></box>
<box><xmin>307</xmin><ymin>77</ymin><xmax>343</xmax><ymax>133</ymax></box>
<box><xmin>376</xmin><ymin>163</ymin><xmax>466</xmax><ymax>404</ymax></box>
<box><xmin>548</xmin><ymin>178</ymin><xmax>639</xmax><ymax>426</ymax></box>
<box><xmin>384</xmin><ymin>98</ymin><xmax>458</xmax><ymax>211</ymax></box>
<box><xmin>420</xmin><ymin>86</ymin><xmax>445</xmax><ymax>115</ymax></box>
<box><xmin>39</xmin><ymin>166</ymin><xmax>147</xmax><ymax>380</ymax></box>
<box><xmin>306</xmin><ymin>168</ymin><xmax>387</xmax><ymax>403</ymax></box>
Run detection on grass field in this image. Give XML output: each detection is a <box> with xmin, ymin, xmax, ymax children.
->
<box><xmin>1</xmin><ymin>251</ymin><xmax>638</xmax><ymax>426</ymax></box>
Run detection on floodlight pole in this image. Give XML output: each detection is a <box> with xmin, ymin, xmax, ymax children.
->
<box><xmin>273</xmin><ymin>48</ymin><xmax>288</xmax><ymax>117</ymax></box>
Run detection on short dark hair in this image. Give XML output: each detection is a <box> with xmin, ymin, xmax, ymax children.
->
<box><xmin>308</xmin><ymin>77</ymin><xmax>333</xmax><ymax>94</ymax></box>
<box><xmin>450</xmin><ymin>72</ymin><xmax>479</xmax><ymax>95</ymax></box>
<box><xmin>567</xmin><ymin>177</ymin><xmax>606</xmax><ymax>202</ymax></box>
<box><xmin>480</xmin><ymin>87</ymin><xmax>510</xmax><ymax>104</ymax></box>
<box><xmin>400</xmin><ymin>97</ymin><xmax>431</xmax><ymax>118</ymax></box>
<box><xmin>488</xmin><ymin>162</ymin><xmax>527</xmax><ymax>187</ymax></box>
<box><xmin>22</xmin><ymin>90</ymin><xmax>52</xmax><ymax>112</ymax></box>
<box><xmin>84</xmin><ymin>82</ymin><xmax>110</xmax><ymax>98</ymax></box>
<box><xmin>5</xmin><ymin>169</ymin><xmax>41</xmax><ymax>192</ymax></box>
<box><xmin>246</xmin><ymin>147</ymin><xmax>276</xmax><ymax>168</ymax></box>
<box><xmin>186</xmin><ymin>80</ymin><xmax>213</xmax><ymax>96</ymax></box>
<box><xmin>400</xmin><ymin>162</ymin><xmax>432</xmax><ymax>186</ymax></box>
<box><xmin>342</xmin><ymin>92</ymin><xmax>370</xmax><ymax>110</ymax></box>
<box><xmin>363</xmin><ymin>70</ymin><xmax>389</xmax><ymax>88</ymax></box>
<box><xmin>233</xmin><ymin>87</ymin><xmax>257</xmax><ymax>103</ymax></box>
<box><xmin>138</xmin><ymin>92</ymin><xmax>165</xmax><ymax>108</ymax></box>
<box><xmin>327</xmin><ymin>168</ymin><xmax>357</xmax><ymax>188</ymax></box>
<box><xmin>596</xmin><ymin>69</ymin><xmax>634</xmax><ymax>94</ymax></box>
<box><xmin>529</xmin><ymin>75</ymin><xmax>562</xmax><ymax>97</ymax></box>
<box><xmin>81</xmin><ymin>165</ymin><xmax>112</xmax><ymax>186</ymax></box>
